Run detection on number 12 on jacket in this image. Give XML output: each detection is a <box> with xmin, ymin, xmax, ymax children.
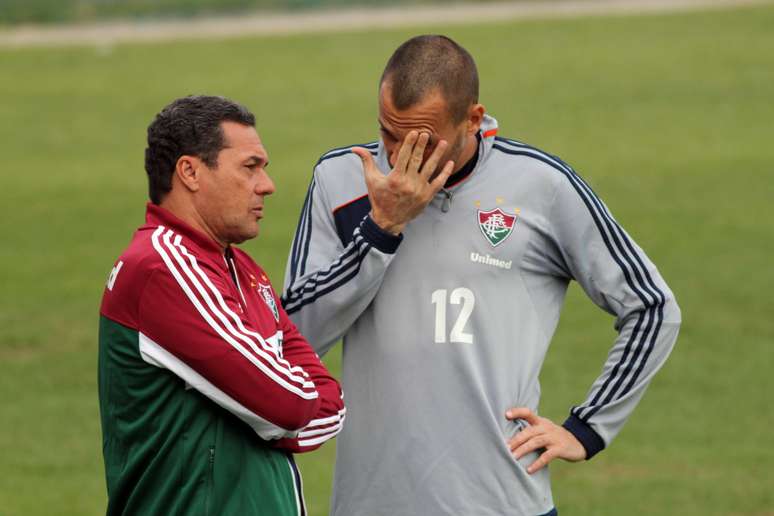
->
<box><xmin>431</xmin><ymin>288</ymin><xmax>475</xmax><ymax>344</ymax></box>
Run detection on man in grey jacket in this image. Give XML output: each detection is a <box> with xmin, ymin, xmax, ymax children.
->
<box><xmin>282</xmin><ymin>35</ymin><xmax>680</xmax><ymax>516</ymax></box>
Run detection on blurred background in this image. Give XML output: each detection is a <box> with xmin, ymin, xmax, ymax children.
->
<box><xmin>0</xmin><ymin>0</ymin><xmax>441</xmax><ymax>25</ymax></box>
<box><xmin>1</xmin><ymin>1</ymin><xmax>772</xmax><ymax>514</ymax></box>
<box><xmin>0</xmin><ymin>0</ymin><xmax>453</xmax><ymax>25</ymax></box>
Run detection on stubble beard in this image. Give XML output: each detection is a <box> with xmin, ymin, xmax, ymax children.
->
<box><xmin>221</xmin><ymin>214</ymin><xmax>260</xmax><ymax>246</ymax></box>
<box><xmin>429</xmin><ymin>130</ymin><xmax>468</xmax><ymax>183</ymax></box>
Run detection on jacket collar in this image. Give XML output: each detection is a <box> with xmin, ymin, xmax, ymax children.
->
<box><xmin>144</xmin><ymin>203</ymin><xmax>229</xmax><ymax>265</ymax></box>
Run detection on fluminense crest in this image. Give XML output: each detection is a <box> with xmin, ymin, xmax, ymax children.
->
<box><xmin>477</xmin><ymin>207</ymin><xmax>518</xmax><ymax>247</ymax></box>
<box><xmin>258</xmin><ymin>282</ymin><xmax>280</xmax><ymax>322</ymax></box>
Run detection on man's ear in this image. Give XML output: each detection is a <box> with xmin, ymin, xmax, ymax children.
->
<box><xmin>174</xmin><ymin>155</ymin><xmax>202</xmax><ymax>193</ymax></box>
<box><xmin>466</xmin><ymin>103</ymin><xmax>485</xmax><ymax>135</ymax></box>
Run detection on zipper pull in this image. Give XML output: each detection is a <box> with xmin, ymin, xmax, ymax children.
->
<box><xmin>441</xmin><ymin>189</ymin><xmax>453</xmax><ymax>213</ymax></box>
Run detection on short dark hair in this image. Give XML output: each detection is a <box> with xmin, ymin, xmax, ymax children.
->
<box><xmin>144</xmin><ymin>95</ymin><xmax>255</xmax><ymax>204</ymax></box>
<box><xmin>380</xmin><ymin>35</ymin><xmax>479</xmax><ymax>124</ymax></box>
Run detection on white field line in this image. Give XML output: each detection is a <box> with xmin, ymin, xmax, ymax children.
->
<box><xmin>0</xmin><ymin>0</ymin><xmax>770</xmax><ymax>48</ymax></box>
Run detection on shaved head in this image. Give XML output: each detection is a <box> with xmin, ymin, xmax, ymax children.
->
<box><xmin>380</xmin><ymin>35</ymin><xmax>479</xmax><ymax>124</ymax></box>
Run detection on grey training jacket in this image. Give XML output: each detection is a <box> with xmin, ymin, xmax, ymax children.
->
<box><xmin>282</xmin><ymin>115</ymin><xmax>681</xmax><ymax>516</ymax></box>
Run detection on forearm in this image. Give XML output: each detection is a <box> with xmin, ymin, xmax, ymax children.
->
<box><xmin>565</xmin><ymin>299</ymin><xmax>681</xmax><ymax>457</ymax></box>
<box><xmin>138</xmin><ymin>331</ymin><xmax>321</xmax><ymax>439</ymax></box>
<box><xmin>546</xmin><ymin>168</ymin><xmax>683</xmax><ymax>457</ymax></box>
<box><xmin>272</xmin><ymin>382</ymin><xmax>345</xmax><ymax>453</ymax></box>
<box><xmin>282</xmin><ymin>216</ymin><xmax>400</xmax><ymax>355</ymax></box>
<box><xmin>270</xmin><ymin>315</ymin><xmax>346</xmax><ymax>452</ymax></box>
<box><xmin>138</xmin><ymin>268</ymin><xmax>322</xmax><ymax>439</ymax></box>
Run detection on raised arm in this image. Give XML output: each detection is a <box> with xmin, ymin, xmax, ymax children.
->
<box><xmin>282</xmin><ymin>132</ymin><xmax>453</xmax><ymax>355</ymax></box>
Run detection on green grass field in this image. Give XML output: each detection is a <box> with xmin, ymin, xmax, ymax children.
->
<box><xmin>0</xmin><ymin>0</ymin><xmax>442</xmax><ymax>26</ymax></box>
<box><xmin>2</xmin><ymin>4</ymin><xmax>773</xmax><ymax>515</ymax></box>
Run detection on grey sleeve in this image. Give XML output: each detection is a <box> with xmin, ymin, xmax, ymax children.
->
<box><xmin>548</xmin><ymin>170</ymin><xmax>681</xmax><ymax>459</ymax></box>
<box><xmin>281</xmin><ymin>167</ymin><xmax>402</xmax><ymax>356</ymax></box>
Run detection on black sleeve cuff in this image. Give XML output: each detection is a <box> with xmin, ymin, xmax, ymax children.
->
<box><xmin>562</xmin><ymin>414</ymin><xmax>606</xmax><ymax>460</ymax></box>
<box><xmin>359</xmin><ymin>215</ymin><xmax>403</xmax><ymax>254</ymax></box>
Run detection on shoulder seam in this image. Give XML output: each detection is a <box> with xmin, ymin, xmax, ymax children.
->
<box><xmin>316</xmin><ymin>141</ymin><xmax>378</xmax><ymax>167</ymax></box>
<box><xmin>492</xmin><ymin>137</ymin><xmax>570</xmax><ymax>170</ymax></box>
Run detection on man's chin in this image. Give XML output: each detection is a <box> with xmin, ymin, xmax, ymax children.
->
<box><xmin>226</xmin><ymin>226</ymin><xmax>260</xmax><ymax>246</ymax></box>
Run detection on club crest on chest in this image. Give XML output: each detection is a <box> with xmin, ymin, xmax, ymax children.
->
<box><xmin>249</xmin><ymin>273</ymin><xmax>280</xmax><ymax>321</ymax></box>
<box><xmin>258</xmin><ymin>283</ymin><xmax>280</xmax><ymax>322</ymax></box>
<box><xmin>477</xmin><ymin>207</ymin><xmax>519</xmax><ymax>247</ymax></box>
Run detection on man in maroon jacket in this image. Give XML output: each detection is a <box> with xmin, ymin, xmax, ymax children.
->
<box><xmin>98</xmin><ymin>95</ymin><xmax>344</xmax><ymax>515</ymax></box>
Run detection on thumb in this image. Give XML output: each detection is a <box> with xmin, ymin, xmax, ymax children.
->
<box><xmin>351</xmin><ymin>147</ymin><xmax>379</xmax><ymax>182</ymax></box>
<box><xmin>506</xmin><ymin>407</ymin><xmax>540</xmax><ymax>426</ymax></box>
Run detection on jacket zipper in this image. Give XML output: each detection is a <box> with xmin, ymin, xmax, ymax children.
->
<box><xmin>441</xmin><ymin>188</ymin><xmax>453</xmax><ymax>213</ymax></box>
<box><xmin>205</xmin><ymin>446</ymin><xmax>215</xmax><ymax>516</ymax></box>
<box><xmin>224</xmin><ymin>249</ymin><xmax>248</xmax><ymax>310</ymax></box>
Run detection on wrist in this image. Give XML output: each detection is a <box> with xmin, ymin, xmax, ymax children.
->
<box><xmin>562</xmin><ymin>414</ymin><xmax>605</xmax><ymax>460</ymax></box>
<box><xmin>361</xmin><ymin>215</ymin><xmax>403</xmax><ymax>254</ymax></box>
<box><xmin>369</xmin><ymin>211</ymin><xmax>404</xmax><ymax>236</ymax></box>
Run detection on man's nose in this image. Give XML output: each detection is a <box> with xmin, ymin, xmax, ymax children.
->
<box><xmin>256</xmin><ymin>170</ymin><xmax>276</xmax><ymax>195</ymax></box>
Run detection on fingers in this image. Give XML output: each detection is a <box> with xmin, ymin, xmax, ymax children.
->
<box><xmin>511</xmin><ymin>433</ymin><xmax>549</xmax><ymax>460</ymax></box>
<box><xmin>352</xmin><ymin>146</ymin><xmax>376</xmax><ymax>170</ymax></box>
<box><xmin>527</xmin><ymin>448</ymin><xmax>559</xmax><ymax>474</ymax></box>
<box><xmin>420</xmin><ymin>139</ymin><xmax>449</xmax><ymax>181</ymax></box>
<box><xmin>428</xmin><ymin>159</ymin><xmax>455</xmax><ymax>193</ymax></box>
<box><xmin>352</xmin><ymin>147</ymin><xmax>379</xmax><ymax>184</ymax></box>
<box><xmin>508</xmin><ymin>425</ymin><xmax>558</xmax><ymax>475</ymax></box>
<box><xmin>506</xmin><ymin>407</ymin><xmax>540</xmax><ymax>426</ymax></box>
<box><xmin>507</xmin><ymin>424</ymin><xmax>539</xmax><ymax>453</ymax></box>
<box><xmin>393</xmin><ymin>131</ymin><xmax>419</xmax><ymax>175</ymax></box>
<box><xmin>504</xmin><ymin>409</ymin><xmax>585</xmax><ymax>475</ymax></box>
<box><xmin>406</xmin><ymin>132</ymin><xmax>430</xmax><ymax>175</ymax></box>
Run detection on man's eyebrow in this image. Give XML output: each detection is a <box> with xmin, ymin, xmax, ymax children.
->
<box><xmin>378</xmin><ymin>121</ymin><xmax>397</xmax><ymax>139</ymax></box>
<box><xmin>243</xmin><ymin>155</ymin><xmax>267</xmax><ymax>166</ymax></box>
